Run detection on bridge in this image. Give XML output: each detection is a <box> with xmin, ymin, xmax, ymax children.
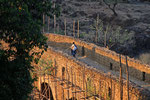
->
<box><xmin>31</xmin><ymin>33</ymin><xmax>150</xmax><ymax>100</ymax></box>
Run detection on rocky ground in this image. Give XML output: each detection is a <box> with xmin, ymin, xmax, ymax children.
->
<box><xmin>49</xmin><ymin>0</ymin><xmax>150</xmax><ymax>64</ymax></box>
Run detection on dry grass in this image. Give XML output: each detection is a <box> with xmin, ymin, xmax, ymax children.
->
<box><xmin>138</xmin><ymin>53</ymin><xmax>150</xmax><ymax>65</ymax></box>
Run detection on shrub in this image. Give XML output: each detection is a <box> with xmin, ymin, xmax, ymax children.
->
<box><xmin>91</xmin><ymin>19</ymin><xmax>135</xmax><ymax>49</ymax></box>
<box><xmin>138</xmin><ymin>53</ymin><xmax>150</xmax><ymax>65</ymax></box>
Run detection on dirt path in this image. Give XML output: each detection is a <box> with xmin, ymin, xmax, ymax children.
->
<box><xmin>48</xmin><ymin>44</ymin><xmax>150</xmax><ymax>91</ymax></box>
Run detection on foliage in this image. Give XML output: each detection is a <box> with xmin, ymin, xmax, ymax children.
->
<box><xmin>55</xmin><ymin>29</ymin><xmax>65</xmax><ymax>35</ymax></box>
<box><xmin>91</xmin><ymin>19</ymin><xmax>134</xmax><ymax>49</ymax></box>
<box><xmin>0</xmin><ymin>0</ymin><xmax>60</xmax><ymax>100</ymax></box>
<box><xmin>80</xmin><ymin>32</ymin><xmax>86</xmax><ymax>39</ymax></box>
<box><xmin>86</xmin><ymin>77</ymin><xmax>95</xmax><ymax>97</ymax></box>
<box><xmin>33</xmin><ymin>57</ymin><xmax>55</xmax><ymax>76</ymax></box>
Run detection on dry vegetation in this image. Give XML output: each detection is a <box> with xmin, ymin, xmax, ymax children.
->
<box><xmin>46</xmin><ymin>0</ymin><xmax>150</xmax><ymax>64</ymax></box>
<box><xmin>138</xmin><ymin>53</ymin><xmax>150</xmax><ymax>65</ymax></box>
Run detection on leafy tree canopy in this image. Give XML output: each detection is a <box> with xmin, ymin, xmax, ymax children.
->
<box><xmin>0</xmin><ymin>0</ymin><xmax>60</xmax><ymax>100</ymax></box>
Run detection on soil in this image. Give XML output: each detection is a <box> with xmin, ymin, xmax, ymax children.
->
<box><xmin>50</xmin><ymin>0</ymin><xmax>150</xmax><ymax>64</ymax></box>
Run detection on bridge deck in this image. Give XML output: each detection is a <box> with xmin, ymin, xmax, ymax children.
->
<box><xmin>47</xmin><ymin>41</ymin><xmax>150</xmax><ymax>91</ymax></box>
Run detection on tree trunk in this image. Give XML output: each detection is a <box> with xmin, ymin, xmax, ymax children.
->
<box><xmin>112</xmin><ymin>8</ymin><xmax>117</xmax><ymax>16</ymax></box>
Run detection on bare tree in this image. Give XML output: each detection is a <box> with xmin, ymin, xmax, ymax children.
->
<box><xmin>91</xmin><ymin>19</ymin><xmax>135</xmax><ymax>49</ymax></box>
<box><xmin>102</xmin><ymin>0</ymin><xmax>119</xmax><ymax>16</ymax></box>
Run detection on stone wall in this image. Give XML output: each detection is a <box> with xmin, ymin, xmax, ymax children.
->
<box><xmin>35</xmin><ymin>46</ymin><xmax>150</xmax><ymax>100</ymax></box>
<box><xmin>45</xmin><ymin>33</ymin><xmax>150</xmax><ymax>82</ymax></box>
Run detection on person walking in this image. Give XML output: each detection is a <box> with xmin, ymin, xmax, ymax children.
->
<box><xmin>70</xmin><ymin>42</ymin><xmax>77</xmax><ymax>57</ymax></box>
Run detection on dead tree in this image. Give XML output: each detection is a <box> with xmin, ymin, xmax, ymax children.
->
<box><xmin>102</xmin><ymin>0</ymin><xmax>118</xmax><ymax>16</ymax></box>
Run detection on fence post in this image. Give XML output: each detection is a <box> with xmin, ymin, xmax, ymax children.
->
<box><xmin>67</xmin><ymin>68</ymin><xmax>70</xmax><ymax>100</ymax></box>
<box><xmin>43</xmin><ymin>14</ymin><xmax>45</xmax><ymax>33</ymax></box>
<box><xmin>74</xmin><ymin>72</ymin><xmax>77</xmax><ymax>99</ymax></box>
<box><xmin>82</xmin><ymin>46</ymin><xmax>85</xmax><ymax>56</ymax></box>
<box><xmin>126</xmin><ymin>56</ymin><xmax>129</xmax><ymax>100</ymax></box>
<box><xmin>78</xmin><ymin>74</ymin><xmax>81</xmax><ymax>100</ymax></box>
<box><xmin>95</xmin><ymin>14</ymin><xmax>99</xmax><ymax>43</ymax></box>
<box><xmin>55</xmin><ymin>82</ymin><xmax>58</xmax><ymax>100</ymax></box>
<box><xmin>48</xmin><ymin>75</ymin><xmax>51</xmax><ymax>100</ymax></box>
<box><xmin>62</xmin><ymin>86</ymin><xmax>64</xmax><ymax>100</ymax></box>
<box><xmin>64</xmin><ymin>18</ymin><xmax>67</xmax><ymax>36</ymax></box>
<box><xmin>110</xmin><ymin>74</ymin><xmax>112</xmax><ymax>100</ymax></box>
<box><xmin>86</xmin><ymin>80</ymin><xmax>88</xmax><ymax>100</ymax></box>
<box><xmin>104</xmin><ymin>81</ymin><xmax>107</xmax><ymax>99</ymax></box>
<box><xmin>71</xmin><ymin>67</ymin><xmax>74</xmax><ymax>98</ymax></box>
<box><xmin>99</xmin><ymin>80</ymin><xmax>101</xmax><ymax>99</ymax></box>
<box><xmin>39</xmin><ymin>76</ymin><xmax>41</xmax><ymax>99</ymax></box>
<box><xmin>73</xmin><ymin>20</ymin><xmax>75</xmax><ymax>37</ymax></box>
<box><xmin>94</xmin><ymin>84</ymin><xmax>96</xmax><ymax>100</ymax></box>
<box><xmin>119</xmin><ymin>54</ymin><xmax>123</xmax><ymax>100</ymax></box>
<box><xmin>104</xmin><ymin>30</ymin><xmax>107</xmax><ymax>47</ymax></box>
<box><xmin>77</xmin><ymin>20</ymin><xmax>80</xmax><ymax>38</ymax></box>
<box><xmin>53</xmin><ymin>2</ymin><xmax>56</xmax><ymax>33</ymax></box>
<box><xmin>57</xmin><ymin>24</ymin><xmax>59</xmax><ymax>34</ymax></box>
<box><xmin>48</xmin><ymin>16</ymin><xmax>50</xmax><ymax>33</ymax></box>
<box><xmin>54</xmin><ymin>15</ymin><xmax>56</xmax><ymax>33</ymax></box>
<box><xmin>83</xmin><ymin>67</ymin><xmax>85</xmax><ymax>100</ymax></box>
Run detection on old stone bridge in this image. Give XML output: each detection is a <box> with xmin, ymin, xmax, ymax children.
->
<box><xmin>31</xmin><ymin>33</ymin><xmax>150</xmax><ymax>100</ymax></box>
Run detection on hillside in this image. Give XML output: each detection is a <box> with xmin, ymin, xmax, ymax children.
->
<box><xmin>51</xmin><ymin>0</ymin><xmax>150</xmax><ymax>64</ymax></box>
